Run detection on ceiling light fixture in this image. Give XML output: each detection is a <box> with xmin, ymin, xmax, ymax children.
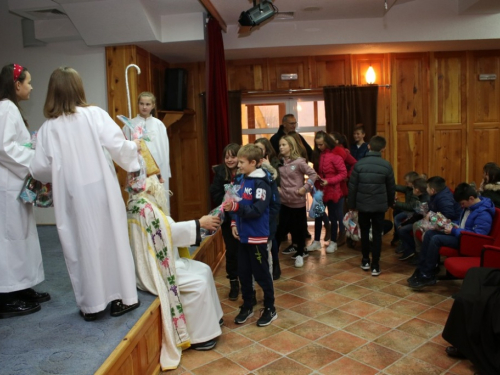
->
<box><xmin>366</xmin><ymin>66</ymin><xmax>376</xmax><ymax>84</ymax></box>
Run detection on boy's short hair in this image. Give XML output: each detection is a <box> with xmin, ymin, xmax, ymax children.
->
<box><xmin>368</xmin><ymin>135</ymin><xmax>386</xmax><ymax>152</ymax></box>
<box><xmin>453</xmin><ymin>182</ymin><xmax>478</xmax><ymax>202</ymax></box>
<box><xmin>427</xmin><ymin>176</ymin><xmax>446</xmax><ymax>192</ymax></box>
<box><xmin>404</xmin><ymin>171</ymin><xmax>420</xmax><ymax>182</ymax></box>
<box><xmin>237</xmin><ymin>144</ymin><xmax>262</xmax><ymax>164</ymax></box>
<box><xmin>354</xmin><ymin>124</ymin><xmax>365</xmax><ymax>134</ymax></box>
<box><xmin>412</xmin><ymin>177</ymin><xmax>427</xmax><ymax>193</ymax></box>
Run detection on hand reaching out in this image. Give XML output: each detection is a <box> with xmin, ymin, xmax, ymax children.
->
<box><xmin>199</xmin><ymin>215</ymin><xmax>220</xmax><ymax>231</ymax></box>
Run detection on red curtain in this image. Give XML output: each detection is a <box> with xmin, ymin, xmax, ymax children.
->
<box><xmin>206</xmin><ymin>17</ymin><xmax>230</xmax><ymax>179</ymax></box>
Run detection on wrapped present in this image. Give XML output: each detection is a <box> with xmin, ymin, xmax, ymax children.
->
<box><xmin>125</xmin><ymin>156</ymin><xmax>147</xmax><ymax>194</ymax></box>
<box><xmin>419</xmin><ymin>211</ymin><xmax>452</xmax><ymax>232</ymax></box>
<box><xmin>19</xmin><ymin>175</ymin><xmax>53</xmax><ymax>207</ymax></box>
<box><xmin>308</xmin><ymin>188</ymin><xmax>325</xmax><ymax>219</ymax></box>
<box><xmin>139</xmin><ymin>139</ymin><xmax>160</xmax><ymax>176</ymax></box>
<box><xmin>201</xmin><ymin>184</ymin><xmax>242</xmax><ymax>239</ymax></box>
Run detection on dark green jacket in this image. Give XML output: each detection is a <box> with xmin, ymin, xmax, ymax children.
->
<box><xmin>348</xmin><ymin>151</ymin><xmax>396</xmax><ymax>212</ymax></box>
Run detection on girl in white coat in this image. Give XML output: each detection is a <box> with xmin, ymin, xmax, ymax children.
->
<box><xmin>30</xmin><ymin>67</ymin><xmax>142</xmax><ymax>321</ymax></box>
<box><xmin>0</xmin><ymin>63</ymin><xmax>49</xmax><ymax>319</ymax></box>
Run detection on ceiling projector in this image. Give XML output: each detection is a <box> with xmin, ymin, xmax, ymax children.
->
<box><xmin>238</xmin><ymin>0</ymin><xmax>277</xmax><ymax>27</ymax></box>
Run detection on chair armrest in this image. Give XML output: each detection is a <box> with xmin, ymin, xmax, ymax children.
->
<box><xmin>481</xmin><ymin>245</ymin><xmax>500</xmax><ymax>268</ymax></box>
<box><xmin>459</xmin><ymin>232</ymin><xmax>494</xmax><ymax>257</ymax></box>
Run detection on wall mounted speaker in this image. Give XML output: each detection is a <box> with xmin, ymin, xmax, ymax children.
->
<box><xmin>164</xmin><ymin>68</ymin><xmax>187</xmax><ymax>111</ymax></box>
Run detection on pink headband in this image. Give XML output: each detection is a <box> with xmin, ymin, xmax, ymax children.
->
<box><xmin>13</xmin><ymin>64</ymin><xmax>24</xmax><ymax>82</ymax></box>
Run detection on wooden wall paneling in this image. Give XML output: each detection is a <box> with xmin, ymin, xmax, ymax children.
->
<box><xmin>106</xmin><ymin>45</ymin><xmax>138</xmax><ymax>121</ymax></box>
<box><xmin>150</xmin><ymin>55</ymin><xmax>169</xmax><ymax>111</ymax></box>
<box><xmin>267</xmin><ymin>56</ymin><xmax>310</xmax><ymax>90</ymax></box>
<box><xmin>429</xmin><ymin>52</ymin><xmax>467</xmax><ymax>188</ymax></box>
<box><xmin>351</xmin><ymin>54</ymin><xmax>392</xmax><ymax>163</ymax></box>
<box><xmin>226</xmin><ymin>59</ymin><xmax>269</xmax><ymax>91</ymax></box>
<box><xmin>312</xmin><ymin>55</ymin><xmax>350</xmax><ymax>87</ymax></box>
<box><xmin>391</xmin><ymin>53</ymin><xmax>429</xmax><ymax>182</ymax></box>
<box><xmin>468</xmin><ymin>51</ymin><xmax>500</xmax><ymax>185</ymax></box>
<box><xmin>135</xmin><ymin>46</ymin><xmax>151</xmax><ymax>102</ymax></box>
<box><xmin>168</xmin><ymin>62</ymin><xmax>210</xmax><ymax>222</ymax></box>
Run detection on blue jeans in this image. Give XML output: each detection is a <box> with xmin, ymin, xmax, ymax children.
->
<box><xmin>418</xmin><ymin>230</ymin><xmax>459</xmax><ymax>277</ymax></box>
<box><xmin>314</xmin><ymin>213</ymin><xmax>329</xmax><ymax>242</ymax></box>
<box><xmin>394</xmin><ymin>212</ymin><xmax>409</xmax><ymax>238</ymax></box>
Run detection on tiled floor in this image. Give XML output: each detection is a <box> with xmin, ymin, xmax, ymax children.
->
<box><xmin>164</xmin><ymin>229</ymin><xmax>479</xmax><ymax>375</ymax></box>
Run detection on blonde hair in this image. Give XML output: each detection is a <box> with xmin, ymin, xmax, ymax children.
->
<box><xmin>138</xmin><ymin>91</ymin><xmax>156</xmax><ymax>106</ymax></box>
<box><xmin>280</xmin><ymin>135</ymin><xmax>302</xmax><ymax>160</ymax></box>
<box><xmin>44</xmin><ymin>67</ymin><xmax>88</xmax><ymax>118</ymax></box>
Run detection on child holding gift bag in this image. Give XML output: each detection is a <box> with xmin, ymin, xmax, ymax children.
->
<box><xmin>30</xmin><ymin>67</ymin><xmax>141</xmax><ymax>321</ymax></box>
<box><xmin>307</xmin><ymin>131</ymin><xmax>347</xmax><ymax>254</ymax></box>
<box><xmin>209</xmin><ymin>143</ymin><xmax>241</xmax><ymax>300</ymax></box>
<box><xmin>0</xmin><ymin>63</ymin><xmax>49</xmax><ymax>319</ymax></box>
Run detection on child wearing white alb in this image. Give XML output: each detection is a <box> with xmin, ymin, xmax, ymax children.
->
<box><xmin>125</xmin><ymin>92</ymin><xmax>171</xmax><ymax>209</ymax></box>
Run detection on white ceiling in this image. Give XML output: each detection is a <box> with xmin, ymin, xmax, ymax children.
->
<box><xmin>7</xmin><ymin>0</ymin><xmax>500</xmax><ymax>63</ymax></box>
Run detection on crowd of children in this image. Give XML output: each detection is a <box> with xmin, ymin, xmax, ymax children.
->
<box><xmin>2</xmin><ymin>63</ymin><xmax>499</xmax><ymax>371</ymax></box>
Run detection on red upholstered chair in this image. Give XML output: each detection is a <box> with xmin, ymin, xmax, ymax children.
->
<box><xmin>444</xmin><ymin>245</ymin><xmax>500</xmax><ymax>279</ymax></box>
<box><xmin>438</xmin><ymin>207</ymin><xmax>500</xmax><ymax>258</ymax></box>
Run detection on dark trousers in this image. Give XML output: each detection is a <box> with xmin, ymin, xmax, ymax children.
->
<box><xmin>238</xmin><ymin>243</ymin><xmax>275</xmax><ymax>309</ymax></box>
<box><xmin>313</xmin><ymin>198</ymin><xmax>345</xmax><ymax>242</ymax></box>
<box><xmin>277</xmin><ymin>205</ymin><xmax>307</xmax><ymax>256</ymax></box>
<box><xmin>399</xmin><ymin>222</ymin><xmax>416</xmax><ymax>252</ymax></box>
<box><xmin>358</xmin><ymin>211</ymin><xmax>385</xmax><ymax>264</ymax></box>
<box><xmin>418</xmin><ymin>230</ymin><xmax>459</xmax><ymax>277</ymax></box>
<box><xmin>221</xmin><ymin>220</ymin><xmax>240</xmax><ymax>280</ymax></box>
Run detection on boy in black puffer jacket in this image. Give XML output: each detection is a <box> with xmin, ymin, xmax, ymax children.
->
<box><xmin>348</xmin><ymin>136</ymin><xmax>396</xmax><ymax>276</ymax></box>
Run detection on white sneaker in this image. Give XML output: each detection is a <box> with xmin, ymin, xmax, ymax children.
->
<box><xmin>294</xmin><ymin>255</ymin><xmax>304</xmax><ymax>268</ymax></box>
<box><xmin>306</xmin><ymin>241</ymin><xmax>321</xmax><ymax>251</ymax></box>
<box><xmin>326</xmin><ymin>241</ymin><xmax>337</xmax><ymax>253</ymax></box>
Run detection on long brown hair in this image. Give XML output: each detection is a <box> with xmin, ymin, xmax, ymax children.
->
<box><xmin>312</xmin><ymin>131</ymin><xmax>336</xmax><ymax>169</ymax></box>
<box><xmin>44</xmin><ymin>67</ymin><xmax>89</xmax><ymax>118</ymax></box>
<box><xmin>221</xmin><ymin>143</ymin><xmax>240</xmax><ymax>181</ymax></box>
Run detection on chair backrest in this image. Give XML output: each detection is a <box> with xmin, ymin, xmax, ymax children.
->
<box><xmin>491</xmin><ymin>208</ymin><xmax>500</xmax><ymax>246</ymax></box>
<box><xmin>481</xmin><ymin>245</ymin><xmax>500</xmax><ymax>268</ymax></box>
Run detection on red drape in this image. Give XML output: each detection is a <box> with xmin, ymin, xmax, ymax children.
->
<box><xmin>206</xmin><ymin>17</ymin><xmax>230</xmax><ymax>180</ymax></box>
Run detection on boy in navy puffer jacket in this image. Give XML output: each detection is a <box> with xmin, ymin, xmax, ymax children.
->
<box><xmin>409</xmin><ymin>183</ymin><xmax>495</xmax><ymax>289</ymax></box>
<box><xmin>224</xmin><ymin>144</ymin><xmax>277</xmax><ymax>327</ymax></box>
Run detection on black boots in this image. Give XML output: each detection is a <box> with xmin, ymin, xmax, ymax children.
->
<box><xmin>272</xmin><ymin>261</ymin><xmax>281</xmax><ymax>280</ymax></box>
<box><xmin>229</xmin><ymin>279</ymin><xmax>240</xmax><ymax>301</ymax></box>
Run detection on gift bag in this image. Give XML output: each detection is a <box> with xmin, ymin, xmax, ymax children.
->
<box><xmin>308</xmin><ymin>188</ymin><xmax>326</xmax><ymax>219</ymax></box>
<box><xmin>19</xmin><ymin>175</ymin><xmax>53</xmax><ymax>207</ymax></box>
<box><xmin>343</xmin><ymin>211</ymin><xmax>361</xmax><ymax>241</ymax></box>
<box><xmin>201</xmin><ymin>183</ymin><xmax>242</xmax><ymax>239</ymax></box>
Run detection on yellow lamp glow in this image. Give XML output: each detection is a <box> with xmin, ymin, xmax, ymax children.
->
<box><xmin>366</xmin><ymin>66</ymin><xmax>376</xmax><ymax>84</ymax></box>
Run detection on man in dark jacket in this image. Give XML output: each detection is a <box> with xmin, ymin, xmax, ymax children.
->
<box><xmin>270</xmin><ymin>114</ymin><xmax>313</xmax><ymax>161</ymax></box>
<box><xmin>348</xmin><ymin>135</ymin><xmax>395</xmax><ymax>276</ymax></box>
<box><xmin>409</xmin><ymin>183</ymin><xmax>495</xmax><ymax>289</ymax></box>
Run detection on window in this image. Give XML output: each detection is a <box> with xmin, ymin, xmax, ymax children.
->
<box><xmin>241</xmin><ymin>96</ymin><xmax>325</xmax><ymax>149</ymax></box>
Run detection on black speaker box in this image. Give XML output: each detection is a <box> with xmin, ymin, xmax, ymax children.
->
<box><xmin>164</xmin><ymin>68</ymin><xmax>187</xmax><ymax>111</ymax></box>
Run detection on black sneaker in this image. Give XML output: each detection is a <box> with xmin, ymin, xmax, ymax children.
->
<box><xmin>360</xmin><ymin>258</ymin><xmax>370</xmax><ymax>270</ymax></box>
<box><xmin>234</xmin><ymin>306</ymin><xmax>253</xmax><ymax>324</ymax></box>
<box><xmin>409</xmin><ymin>275</ymin><xmax>437</xmax><ymax>289</ymax></box>
<box><xmin>282</xmin><ymin>244</ymin><xmax>297</xmax><ymax>254</ymax></box>
<box><xmin>371</xmin><ymin>264</ymin><xmax>381</xmax><ymax>276</ymax></box>
<box><xmin>399</xmin><ymin>251</ymin><xmax>415</xmax><ymax>261</ymax></box>
<box><xmin>191</xmin><ymin>339</ymin><xmax>217</xmax><ymax>351</ymax></box>
<box><xmin>407</xmin><ymin>269</ymin><xmax>420</xmax><ymax>283</ymax></box>
<box><xmin>256</xmin><ymin>307</ymin><xmax>277</xmax><ymax>327</ymax></box>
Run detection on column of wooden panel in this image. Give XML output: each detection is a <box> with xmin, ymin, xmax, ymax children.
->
<box><xmin>226</xmin><ymin>59</ymin><xmax>269</xmax><ymax>91</ymax></box>
<box><xmin>167</xmin><ymin>62</ymin><xmax>210</xmax><ymax>221</ymax></box>
<box><xmin>428</xmin><ymin>52</ymin><xmax>467</xmax><ymax>189</ymax></box>
<box><xmin>267</xmin><ymin>56</ymin><xmax>311</xmax><ymax>90</ymax></box>
<box><xmin>391</xmin><ymin>53</ymin><xmax>429</xmax><ymax>183</ymax></box>
<box><xmin>467</xmin><ymin>50</ymin><xmax>500</xmax><ymax>185</ymax></box>
<box><xmin>350</xmin><ymin>54</ymin><xmax>392</xmax><ymax>165</ymax></box>
<box><xmin>311</xmin><ymin>55</ymin><xmax>351</xmax><ymax>88</ymax></box>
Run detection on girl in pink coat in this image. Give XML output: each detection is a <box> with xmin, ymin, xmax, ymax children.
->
<box><xmin>308</xmin><ymin>131</ymin><xmax>347</xmax><ymax>253</ymax></box>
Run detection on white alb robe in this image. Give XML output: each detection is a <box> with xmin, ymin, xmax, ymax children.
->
<box><xmin>127</xmin><ymin>115</ymin><xmax>170</xmax><ymax>207</ymax></box>
<box><xmin>128</xmin><ymin>193</ymin><xmax>222</xmax><ymax>370</ymax></box>
<box><xmin>30</xmin><ymin>106</ymin><xmax>140</xmax><ymax>313</ymax></box>
<box><xmin>0</xmin><ymin>99</ymin><xmax>44</xmax><ymax>293</ymax></box>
